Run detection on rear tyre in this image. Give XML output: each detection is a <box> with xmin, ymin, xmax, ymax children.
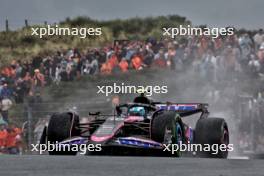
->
<box><xmin>195</xmin><ymin>117</ymin><xmax>229</xmax><ymax>158</ymax></box>
<box><xmin>47</xmin><ymin>112</ymin><xmax>80</xmax><ymax>155</ymax></box>
<box><xmin>151</xmin><ymin>111</ymin><xmax>184</xmax><ymax>157</ymax></box>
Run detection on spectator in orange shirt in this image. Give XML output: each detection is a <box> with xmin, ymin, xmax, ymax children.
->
<box><xmin>131</xmin><ymin>55</ymin><xmax>143</xmax><ymax>70</ymax></box>
<box><xmin>6</xmin><ymin>124</ymin><xmax>22</xmax><ymax>154</ymax></box>
<box><xmin>119</xmin><ymin>59</ymin><xmax>129</xmax><ymax>72</ymax></box>
<box><xmin>0</xmin><ymin>124</ymin><xmax>7</xmax><ymax>153</ymax></box>
<box><xmin>108</xmin><ymin>54</ymin><xmax>119</xmax><ymax>68</ymax></box>
<box><xmin>100</xmin><ymin>62</ymin><xmax>112</xmax><ymax>75</ymax></box>
<box><xmin>1</xmin><ymin>66</ymin><xmax>15</xmax><ymax>78</ymax></box>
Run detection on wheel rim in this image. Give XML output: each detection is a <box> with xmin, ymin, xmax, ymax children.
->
<box><xmin>163</xmin><ymin>125</ymin><xmax>174</xmax><ymax>144</ymax></box>
<box><xmin>163</xmin><ymin>122</ymin><xmax>183</xmax><ymax>144</ymax></box>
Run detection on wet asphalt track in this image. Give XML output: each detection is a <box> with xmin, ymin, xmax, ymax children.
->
<box><xmin>0</xmin><ymin>155</ymin><xmax>263</xmax><ymax>176</ymax></box>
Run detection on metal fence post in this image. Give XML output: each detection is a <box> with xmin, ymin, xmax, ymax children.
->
<box><xmin>5</xmin><ymin>19</ymin><xmax>9</xmax><ymax>32</ymax></box>
<box><xmin>27</xmin><ymin>104</ymin><xmax>33</xmax><ymax>150</ymax></box>
<box><xmin>25</xmin><ymin>19</ymin><xmax>29</xmax><ymax>28</ymax></box>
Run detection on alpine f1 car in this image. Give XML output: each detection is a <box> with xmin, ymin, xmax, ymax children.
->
<box><xmin>40</xmin><ymin>94</ymin><xmax>230</xmax><ymax>158</ymax></box>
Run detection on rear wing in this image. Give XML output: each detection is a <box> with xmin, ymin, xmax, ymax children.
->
<box><xmin>154</xmin><ymin>103</ymin><xmax>209</xmax><ymax>117</ymax></box>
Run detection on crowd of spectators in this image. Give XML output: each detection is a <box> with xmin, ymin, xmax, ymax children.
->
<box><xmin>0</xmin><ymin>29</ymin><xmax>264</xmax><ymax>153</ymax></box>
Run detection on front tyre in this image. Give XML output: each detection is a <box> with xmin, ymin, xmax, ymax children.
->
<box><xmin>151</xmin><ymin>111</ymin><xmax>184</xmax><ymax>157</ymax></box>
<box><xmin>47</xmin><ymin>112</ymin><xmax>80</xmax><ymax>155</ymax></box>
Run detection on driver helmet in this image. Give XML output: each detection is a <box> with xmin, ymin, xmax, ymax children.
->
<box><xmin>129</xmin><ymin>106</ymin><xmax>146</xmax><ymax>116</ymax></box>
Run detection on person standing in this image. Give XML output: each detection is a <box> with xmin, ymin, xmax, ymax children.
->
<box><xmin>32</xmin><ymin>69</ymin><xmax>45</xmax><ymax>99</ymax></box>
<box><xmin>6</xmin><ymin>124</ymin><xmax>22</xmax><ymax>154</ymax></box>
<box><xmin>0</xmin><ymin>124</ymin><xmax>7</xmax><ymax>153</ymax></box>
<box><xmin>0</xmin><ymin>96</ymin><xmax>13</xmax><ymax>123</ymax></box>
<box><xmin>0</xmin><ymin>83</ymin><xmax>12</xmax><ymax>99</ymax></box>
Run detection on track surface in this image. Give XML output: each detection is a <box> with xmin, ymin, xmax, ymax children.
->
<box><xmin>0</xmin><ymin>155</ymin><xmax>263</xmax><ymax>176</ymax></box>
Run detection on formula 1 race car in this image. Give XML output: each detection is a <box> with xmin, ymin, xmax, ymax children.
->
<box><xmin>40</xmin><ymin>94</ymin><xmax>230</xmax><ymax>158</ymax></box>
